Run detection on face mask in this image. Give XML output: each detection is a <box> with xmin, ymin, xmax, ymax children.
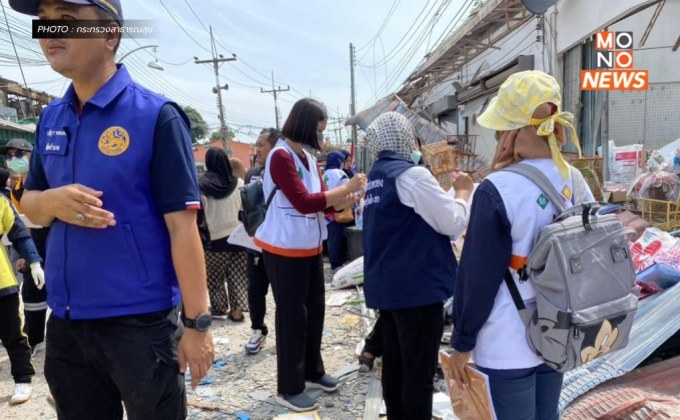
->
<box><xmin>318</xmin><ymin>133</ymin><xmax>324</xmax><ymax>145</ymax></box>
<box><xmin>411</xmin><ymin>150</ymin><xmax>422</xmax><ymax>165</ymax></box>
<box><xmin>7</xmin><ymin>157</ymin><xmax>29</xmax><ymax>174</ymax></box>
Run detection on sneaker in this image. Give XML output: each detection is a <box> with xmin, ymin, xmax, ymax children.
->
<box><xmin>211</xmin><ymin>310</ymin><xmax>228</xmax><ymax>320</ymax></box>
<box><xmin>274</xmin><ymin>392</ymin><xmax>318</xmax><ymax>412</ymax></box>
<box><xmin>10</xmin><ymin>383</ymin><xmax>32</xmax><ymax>405</ymax></box>
<box><xmin>305</xmin><ymin>374</ymin><xmax>340</xmax><ymax>392</ymax></box>
<box><xmin>245</xmin><ymin>329</ymin><xmax>266</xmax><ymax>355</ymax></box>
<box><xmin>31</xmin><ymin>341</ymin><xmax>44</xmax><ymax>358</ymax></box>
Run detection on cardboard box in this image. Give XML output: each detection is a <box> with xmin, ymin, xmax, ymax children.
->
<box><xmin>603</xmin><ymin>190</ymin><xmax>628</xmax><ymax>203</ymax></box>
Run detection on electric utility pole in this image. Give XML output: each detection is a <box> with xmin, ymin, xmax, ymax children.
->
<box><xmin>195</xmin><ymin>25</ymin><xmax>236</xmax><ymax>150</ymax></box>
<box><xmin>349</xmin><ymin>43</ymin><xmax>358</xmax><ymax>155</ymax></box>
<box><xmin>261</xmin><ymin>71</ymin><xmax>289</xmax><ymax>131</ymax></box>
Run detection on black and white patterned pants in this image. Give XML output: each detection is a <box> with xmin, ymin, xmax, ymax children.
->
<box><xmin>205</xmin><ymin>250</ymin><xmax>249</xmax><ymax>314</ymax></box>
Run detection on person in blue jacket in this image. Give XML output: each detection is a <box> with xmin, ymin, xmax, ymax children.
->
<box><xmin>362</xmin><ymin>112</ymin><xmax>473</xmax><ymax>420</ymax></box>
<box><xmin>12</xmin><ymin>0</ymin><xmax>214</xmax><ymax>417</ymax></box>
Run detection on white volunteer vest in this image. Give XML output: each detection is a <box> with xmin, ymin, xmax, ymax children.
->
<box><xmin>255</xmin><ymin>140</ymin><xmax>327</xmax><ymax>256</ymax></box>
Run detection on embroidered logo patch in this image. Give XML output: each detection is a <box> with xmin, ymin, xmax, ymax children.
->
<box><xmin>98</xmin><ymin>126</ymin><xmax>129</xmax><ymax>156</ymax></box>
<box><xmin>297</xmin><ymin>167</ymin><xmax>304</xmax><ymax>180</ymax></box>
<box><xmin>562</xmin><ymin>185</ymin><xmax>573</xmax><ymax>201</ymax></box>
<box><xmin>537</xmin><ymin>193</ymin><xmax>549</xmax><ymax>209</ymax></box>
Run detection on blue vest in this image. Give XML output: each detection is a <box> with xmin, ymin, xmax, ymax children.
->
<box><xmin>36</xmin><ymin>66</ymin><xmax>183</xmax><ymax>319</ymax></box>
<box><xmin>362</xmin><ymin>151</ymin><xmax>457</xmax><ymax>310</ymax></box>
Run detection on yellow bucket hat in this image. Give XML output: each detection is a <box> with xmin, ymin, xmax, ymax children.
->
<box><xmin>477</xmin><ymin>70</ymin><xmax>582</xmax><ymax>179</ymax></box>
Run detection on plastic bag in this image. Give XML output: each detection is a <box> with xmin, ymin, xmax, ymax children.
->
<box><xmin>331</xmin><ymin>257</ymin><xmax>364</xmax><ymax>289</ymax></box>
<box><xmin>608</xmin><ymin>141</ymin><xmax>645</xmax><ymax>187</ymax></box>
<box><xmin>631</xmin><ymin>228</ymin><xmax>678</xmax><ymax>271</ymax></box>
<box><xmin>628</xmin><ymin>170</ymin><xmax>680</xmax><ymax>203</ymax></box>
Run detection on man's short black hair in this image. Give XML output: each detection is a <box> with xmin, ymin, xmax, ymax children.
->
<box><xmin>281</xmin><ymin>98</ymin><xmax>328</xmax><ymax>150</ymax></box>
<box><xmin>93</xmin><ymin>6</ymin><xmax>121</xmax><ymax>54</ymax></box>
<box><xmin>260</xmin><ymin>128</ymin><xmax>281</xmax><ymax>148</ymax></box>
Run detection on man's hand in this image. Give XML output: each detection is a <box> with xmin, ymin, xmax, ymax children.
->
<box><xmin>15</xmin><ymin>258</ymin><xmax>26</xmax><ymax>271</ymax></box>
<box><xmin>178</xmin><ymin>328</ymin><xmax>214</xmax><ymax>390</ymax></box>
<box><xmin>450</xmin><ymin>350</ymin><xmax>472</xmax><ymax>389</ymax></box>
<box><xmin>42</xmin><ymin>184</ymin><xmax>116</xmax><ymax>228</ymax></box>
<box><xmin>30</xmin><ymin>262</ymin><xmax>45</xmax><ymax>290</ymax></box>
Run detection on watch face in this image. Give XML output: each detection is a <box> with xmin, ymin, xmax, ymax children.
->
<box><xmin>196</xmin><ymin>313</ymin><xmax>212</xmax><ymax>330</ymax></box>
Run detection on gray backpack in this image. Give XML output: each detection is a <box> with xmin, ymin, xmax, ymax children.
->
<box><xmin>502</xmin><ymin>164</ymin><xmax>639</xmax><ymax>373</ymax></box>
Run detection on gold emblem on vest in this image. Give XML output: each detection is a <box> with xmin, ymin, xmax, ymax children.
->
<box><xmin>98</xmin><ymin>126</ymin><xmax>130</xmax><ymax>156</ymax></box>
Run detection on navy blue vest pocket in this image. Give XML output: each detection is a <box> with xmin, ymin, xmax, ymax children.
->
<box><xmin>122</xmin><ymin>224</ymin><xmax>149</xmax><ymax>284</ymax></box>
<box><xmin>40</xmin><ymin>127</ymin><xmax>69</xmax><ymax>156</ymax></box>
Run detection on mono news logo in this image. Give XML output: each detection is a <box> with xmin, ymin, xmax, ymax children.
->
<box><xmin>580</xmin><ymin>31</ymin><xmax>649</xmax><ymax>91</ymax></box>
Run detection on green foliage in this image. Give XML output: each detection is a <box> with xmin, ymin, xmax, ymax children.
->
<box><xmin>210</xmin><ymin>127</ymin><xmax>235</xmax><ymax>141</ymax></box>
<box><xmin>182</xmin><ymin>106</ymin><xmax>209</xmax><ymax>144</ymax></box>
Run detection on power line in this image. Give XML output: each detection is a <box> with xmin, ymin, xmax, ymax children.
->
<box><xmin>158</xmin><ymin>0</ymin><xmax>211</xmax><ymax>54</ymax></box>
<box><xmin>370</xmin><ymin>0</ymin><xmax>476</xmax><ymax>103</ymax></box>
<box><xmin>1</xmin><ymin>0</ymin><xmax>34</xmax><ymax>117</ymax></box>
<box><xmin>356</xmin><ymin>0</ymin><xmax>401</xmax><ymax>54</ymax></box>
<box><xmin>359</xmin><ymin>0</ymin><xmax>437</xmax><ymax>69</ymax></box>
<box><xmin>260</xmin><ymin>71</ymin><xmax>289</xmax><ymax>130</ymax></box>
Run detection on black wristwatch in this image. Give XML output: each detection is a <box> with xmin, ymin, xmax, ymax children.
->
<box><xmin>183</xmin><ymin>312</ymin><xmax>212</xmax><ymax>332</ymax></box>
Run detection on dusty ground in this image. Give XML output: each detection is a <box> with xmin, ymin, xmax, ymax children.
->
<box><xmin>0</xmin><ymin>263</ymin><xmax>374</xmax><ymax>420</ymax></box>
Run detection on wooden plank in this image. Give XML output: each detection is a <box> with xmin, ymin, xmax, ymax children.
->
<box><xmin>363</xmin><ymin>371</ymin><xmax>383</xmax><ymax>420</ymax></box>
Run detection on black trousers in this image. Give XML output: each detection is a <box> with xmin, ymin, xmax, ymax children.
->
<box><xmin>21</xmin><ymin>267</ymin><xmax>47</xmax><ymax>348</ymax></box>
<box><xmin>381</xmin><ymin>302</ymin><xmax>444</xmax><ymax>420</ymax></box>
<box><xmin>44</xmin><ymin>306</ymin><xmax>186</xmax><ymax>420</ymax></box>
<box><xmin>326</xmin><ymin>222</ymin><xmax>348</xmax><ymax>269</ymax></box>
<box><xmin>262</xmin><ymin>251</ymin><xmax>326</xmax><ymax>395</ymax></box>
<box><xmin>247</xmin><ymin>252</ymin><xmax>269</xmax><ymax>335</ymax></box>
<box><xmin>363</xmin><ymin>313</ymin><xmax>383</xmax><ymax>357</ymax></box>
<box><xmin>0</xmin><ymin>292</ymin><xmax>34</xmax><ymax>383</ymax></box>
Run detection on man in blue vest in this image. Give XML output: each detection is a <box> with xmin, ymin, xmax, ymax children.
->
<box><xmin>11</xmin><ymin>0</ymin><xmax>214</xmax><ymax>417</ymax></box>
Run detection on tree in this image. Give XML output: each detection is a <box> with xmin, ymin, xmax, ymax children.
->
<box><xmin>210</xmin><ymin>127</ymin><xmax>235</xmax><ymax>141</ymax></box>
<box><xmin>182</xmin><ymin>106</ymin><xmax>209</xmax><ymax>144</ymax></box>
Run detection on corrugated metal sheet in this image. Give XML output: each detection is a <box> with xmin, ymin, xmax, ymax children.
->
<box><xmin>560</xmin><ymin>282</ymin><xmax>680</xmax><ymax>413</ymax></box>
<box><xmin>0</xmin><ymin>118</ymin><xmax>35</xmax><ymax>144</ymax></box>
<box><xmin>564</xmin><ymin>356</ymin><xmax>680</xmax><ymax>419</ymax></box>
<box><xmin>345</xmin><ymin>95</ymin><xmax>450</xmax><ymax>145</ymax></box>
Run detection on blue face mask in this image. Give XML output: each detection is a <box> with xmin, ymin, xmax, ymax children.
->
<box><xmin>7</xmin><ymin>156</ymin><xmax>29</xmax><ymax>174</ymax></box>
<box><xmin>411</xmin><ymin>150</ymin><xmax>422</xmax><ymax>165</ymax></box>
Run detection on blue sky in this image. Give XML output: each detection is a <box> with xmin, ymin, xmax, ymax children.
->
<box><xmin>0</xmin><ymin>0</ymin><xmax>468</xmax><ymax>143</ymax></box>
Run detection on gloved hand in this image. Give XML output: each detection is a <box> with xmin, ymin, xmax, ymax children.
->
<box><xmin>30</xmin><ymin>262</ymin><xmax>45</xmax><ymax>290</ymax></box>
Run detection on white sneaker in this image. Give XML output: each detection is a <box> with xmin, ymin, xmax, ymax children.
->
<box><xmin>31</xmin><ymin>342</ymin><xmax>44</xmax><ymax>358</ymax></box>
<box><xmin>10</xmin><ymin>383</ymin><xmax>32</xmax><ymax>405</ymax></box>
<box><xmin>244</xmin><ymin>329</ymin><xmax>266</xmax><ymax>354</ymax></box>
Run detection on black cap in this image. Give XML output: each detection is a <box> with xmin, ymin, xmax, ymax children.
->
<box><xmin>0</xmin><ymin>139</ymin><xmax>34</xmax><ymax>153</ymax></box>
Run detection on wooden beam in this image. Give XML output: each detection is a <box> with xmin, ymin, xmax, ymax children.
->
<box><xmin>639</xmin><ymin>0</ymin><xmax>666</xmax><ymax>47</ymax></box>
<box><xmin>0</xmin><ymin>78</ymin><xmax>54</xmax><ymax>104</ymax></box>
<box><xmin>672</xmin><ymin>35</ymin><xmax>680</xmax><ymax>52</ymax></box>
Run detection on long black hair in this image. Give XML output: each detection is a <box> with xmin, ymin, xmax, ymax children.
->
<box><xmin>199</xmin><ymin>147</ymin><xmax>238</xmax><ymax>199</ymax></box>
<box><xmin>282</xmin><ymin>98</ymin><xmax>328</xmax><ymax>150</ymax></box>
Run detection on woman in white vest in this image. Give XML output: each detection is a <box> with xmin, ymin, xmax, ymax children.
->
<box><xmin>449</xmin><ymin>71</ymin><xmax>594</xmax><ymax>420</ymax></box>
<box><xmin>254</xmin><ymin>98</ymin><xmax>366</xmax><ymax>412</ymax></box>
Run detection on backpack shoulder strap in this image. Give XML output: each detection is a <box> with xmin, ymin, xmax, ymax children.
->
<box><xmin>264</xmin><ymin>184</ymin><xmax>278</xmax><ymax>210</ymax></box>
<box><xmin>501</xmin><ymin>164</ymin><xmax>568</xmax><ymax>214</ymax></box>
<box><xmin>504</xmin><ymin>269</ymin><xmax>535</xmax><ymax>326</ymax></box>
